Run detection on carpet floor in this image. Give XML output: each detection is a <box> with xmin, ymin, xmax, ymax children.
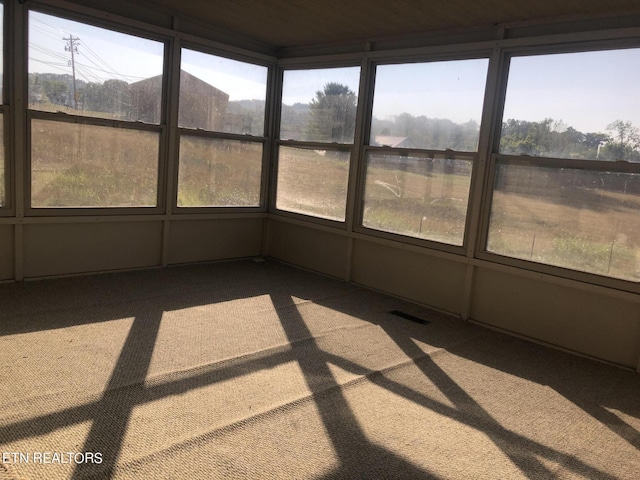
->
<box><xmin>0</xmin><ymin>259</ymin><xmax>639</xmax><ymax>479</ymax></box>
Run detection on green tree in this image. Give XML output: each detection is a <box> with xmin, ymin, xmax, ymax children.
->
<box><xmin>601</xmin><ymin>120</ymin><xmax>640</xmax><ymax>161</ymax></box>
<box><xmin>500</xmin><ymin>118</ymin><xmax>554</xmax><ymax>156</ymax></box>
<box><xmin>307</xmin><ymin>82</ymin><xmax>357</xmax><ymax>142</ymax></box>
<box><xmin>100</xmin><ymin>79</ymin><xmax>131</xmax><ymax>116</ymax></box>
<box><xmin>78</xmin><ymin>82</ymin><xmax>103</xmax><ymax>111</ymax></box>
<box><xmin>43</xmin><ymin>80</ymin><xmax>69</xmax><ymax>106</ymax></box>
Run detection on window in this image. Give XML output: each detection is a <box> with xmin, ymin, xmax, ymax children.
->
<box><xmin>178</xmin><ymin>136</ymin><xmax>262</xmax><ymax>207</ymax></box>
<box><xmin>277</xmin><ymin>146</ymin><xmax>350</xmax><ymax>220</ymax></box>
<box><xmin>370</xmin><ymin>60</ymin><xmax>487</xmax><ymax>151</ymax></box>
<box><xmin>28</xmin><ymin>11</ymin><xmax>164</xmax><ymax>209</ymax></box>
<box><xmin>177</xmin><ymin>48</ymin><xmax>268</xmax><ymax>208</ymax></box>
<box><xmin>276</xmin><ymin>67</ymin><xmax>360</xmax><ymax>221</ymax></box>
<box><xmin>487</xmin><ymin>48</ymin><xmax>640</xmax><ymax>281</ymax></box>
<box><xmin>361</xmin><ymin>59</ymin><xmax>488</xmax><ymax>245</ymax></box>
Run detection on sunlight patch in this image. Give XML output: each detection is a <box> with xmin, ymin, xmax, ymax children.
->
<box><xmin>0</xmin><ymin>317</ymin><xmax>135</xmax><ymax>403</ymax></box>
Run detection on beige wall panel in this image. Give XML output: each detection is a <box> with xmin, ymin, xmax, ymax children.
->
<box><xmin>471</xmin><ymin>268</ymin><xmax>640</xmax><ymax>368</ymax></box>
<box><xmin>167</xmin><ymin>218</ymin><xmax>262</xmax><ymax>265</ymax></box>
<box><xmin>267</xmin><ymin>220</ymin><xmax>348</xmax><ymax>279</ymax></box>
<box><xmin>351</xmin><ymin>239</ymin><xmax>466</xmax><ymax>315</ymax></box>
<box><xmin>24</xmin><ymin>222</ymin><xmax>163</xmax><ymax>278</ymax></box>
<box><xmin>0</xmin><ymin>225</ymin><xmax>14</xmax><ymax>280</ymax></box>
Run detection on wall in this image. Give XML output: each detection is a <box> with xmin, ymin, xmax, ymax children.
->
<box><xmin>0</xmin><ymin>216</ymin><xmax>265</xmax><ymax>280</ymax></box>
<box><xmin>266</xmin><ymin>216</ymin><xmax>640</xmax><ymax>370</ymax></box>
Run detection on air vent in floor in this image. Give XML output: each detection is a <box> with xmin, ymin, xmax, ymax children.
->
<box><xmin>387</xmin><ymin>310</ymin><xmax>430</xmax><ymax>325</ymax></box>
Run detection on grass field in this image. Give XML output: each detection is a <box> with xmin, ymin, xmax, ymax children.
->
<box><xmin>30</xmin><ymin>118</ymin><xmax>263</xmax><ymax>208</ymax></box>
<box><xmin>362</xmin><ymin>154</ymin><xmax>472</xmax><ymax>245</ymax></box>
<box><xmin>276</xmin><ymin>147</ymin><xmax>350</xmax><ymax>221</ymax></box>
<box><xmin>178</xmin><ymin>136</ymin><xmax>262</xmax><ymax>207</ymax></box>
<box><xmin>31</xmin><ymin>119</ymin><xmax>159</xmax><ymax>207</ymax></box>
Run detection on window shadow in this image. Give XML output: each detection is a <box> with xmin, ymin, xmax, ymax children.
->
<box><xmin>269</xmin><ymin>291</ymin><xmax>440</xmax><ymax>479</ymax></box>
<box><xmin>70</xmin><ymin>308</ymin><xmax>164</xmax><ymax>479</ymax></box>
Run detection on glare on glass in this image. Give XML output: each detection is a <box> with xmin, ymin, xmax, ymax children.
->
<box><xmin>28</xmin><ymin>11</ymin><xmax>164</xmax><ymax>123</ymax></box>
<box><xmin>362</xmin><ymin>152</ymin><xmax>472</xmax><ymax>245</ymax></box>
<box><xmin>370</xmin><ymin>59</ymin><xmax>488</xmax><ymax>151</ymax></box>
<box><xmin>31</xmin><ymin>119</ymin><xmax>159</xmax><ymax>207</ymax></box>
<box><xmin>180</xmin><ymin>49</ymin><xmax>268</xmax><ymax>136</ymax></box>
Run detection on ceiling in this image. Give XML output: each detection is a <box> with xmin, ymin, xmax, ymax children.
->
<box><xmin>129</xmin><ymin>0</ymin><xmax>640</xmax><ymax>49</ymax></box>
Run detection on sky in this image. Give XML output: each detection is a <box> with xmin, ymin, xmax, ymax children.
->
<box><xmin>27</xmin><ymin>11</ymin><xmax>640</xmax><ymax>135</ymax></box>
<box><xmin>29</xmin><ymin>11</ymin><xmax>164</xmax><ymax>83</ymax></box>
<box><xmin>503</xmin><ymin>49</ymin><xmax>640</xmax><ymax>133</ymax></box>
<box><xmin>282</xmin><ymin>67</ymin><xmax>361</xmax><ymax>106</ymax></box>
<box><xmin>29</xmin><ymin>11</ymin><xmax>268</xmax><ymax>101</ymax></box>
<box><xmin>180</xmin><ymin>49</ymin><xmax>267</xmax><ymax>102</ymax></box>
<box><xmin>372</xmin><ymin>59</ymin><xmax>488</xmax><ymax>126</ymax></box>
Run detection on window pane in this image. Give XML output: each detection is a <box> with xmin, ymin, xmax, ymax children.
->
<box><xmin>370</xmin><ymin>59</ymin><xmax>488</xmax><ymax>151</ymax></box>
<box><xmin>487</xmin><ymin>163</ymin><xmax>640</xmax><ymax>281</ymax></box>
<box><xmin>180</xmin><ymin>49</ymin><xmax>267</xmax><ymax>136</ymax></box>
<box><xmin>276</xmin><ymin>146</ymin><xmax>349</xmax><ymax>221</ymax></box>
<box><xmin>178</xmin><ymin>136</ymin><xmax>262</xmax><ymax>207</ymax></box>
<box><xmin>362</xmin><ymin>152</ymin><xmax>471</xmax><ymax>245</ymax></box>
<box><xmin>500</xmin><ymin>49</ymin><xmax>640</xmax><ymax>161</ymax></box>
<box><xmin>31</xmin><ymin>119</ymin><xmax>159</xmax><ymax>207</ymax></box>
<box><xmin>280</xmin><ymin>67</ymin><xmax>360</xmax><ymax>143</ymax></box>
<box><xmin>29</xmin><ymin>11</ymin><xmax>164</xmax><ymax>123</ymax></box>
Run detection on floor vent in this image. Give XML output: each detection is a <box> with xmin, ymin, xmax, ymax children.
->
<box><xmin>388</xmin><ymin>310</ymin><xmax>429</xmax><ymax>325</ymax></box>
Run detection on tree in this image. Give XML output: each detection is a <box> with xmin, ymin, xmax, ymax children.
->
<box><xmin>100</xmin><ymin>79</ymin><xmax>131</xmax><ymax>116</ymax></box>
<box><xmin>500</xmin><ymin>118</ymin><xmax>554</xmax><ymax>156</ymax></box>
<box><xmin>78</xmin><ymin>82</ymin><xmax>103</xmax><ymax>111</ymax></box>
<box><xmin>307</xmin><ymin>82</ymin><xmax>357</xmax><ymax>143</ymax></box>
<box><xmin>43</xmin><ymin>80</ymin><xmax>69</xmax><ymax>106</ymax></box>
<box><xmin>601</xmin><ymin>120</ymin><xmax>640</xmax><ymax>161</ymax></box>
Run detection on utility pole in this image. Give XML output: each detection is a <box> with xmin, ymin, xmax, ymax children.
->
<box><xmin>63</xmin><ymin>35</ymin><xmax>80</xmax><ymax>109</ymax></box>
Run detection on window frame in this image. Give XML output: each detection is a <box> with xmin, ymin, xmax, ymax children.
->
<box><xmin>24</xmin><ymin>6</ymin><xmax>171</xmax><ymax>216</ymax></box>
<box><xmin>353</xmin><ymin>54</ymin><xmax>492</xmax><ymax>254</ymax></box>
<box><xmin>356</xmin><ymin>145</ymin><xmax>477</xmax><ymax>254</ymax></box>
<box><xmin>477</xmin><ymin>44</ymin><xmax>640</xmax><ymax>293</ymax></box>
<box><xmin>172</xmin><ymin>42</ymin><xmax>272</xmax><ymax>214</ymax></box>
<box><xmin>270</xmin><ymin>62</ymin><xmax>363</xmax><ymax>226</ymax></box>
<box><xmin>27</xmin><ymin>110</ymin><xmax>165</xmax><ymax>213</ymax></box>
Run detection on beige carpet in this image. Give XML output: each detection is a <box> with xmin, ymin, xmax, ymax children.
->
<box><xmin>0</xmin><ymin>259</ymin><xmax>639</xmax><ymax>479</ymax></box>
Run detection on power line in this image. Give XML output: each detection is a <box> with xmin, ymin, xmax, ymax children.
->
<box><xmin>63</xmin><ymin>35</ymin><xmax>80</xmax><ymax>109</ymax></box>
<box><xmin>31</xmin><ymin>17</ymin><xmax>136</xmax><ymax>84</ymax></box>
<box><xmin>30</xmin><ymin>24</ymin><xmax>65</xmax><ymax>42</ymax></box>
<box><xmin>30</xmin><ymin>43</ymin><xmax>70</xmax><ymax>62</ymax></box>
<box><xmin>29</xmin><ymin>59</ymin><xmax>70</xmax><ymax>74</ymax></box>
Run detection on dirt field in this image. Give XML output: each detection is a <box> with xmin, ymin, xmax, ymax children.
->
<box><xmin>488</xmin><ymin>165</ymin><xmax>640</xmax><ymax>281</ymax></box>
